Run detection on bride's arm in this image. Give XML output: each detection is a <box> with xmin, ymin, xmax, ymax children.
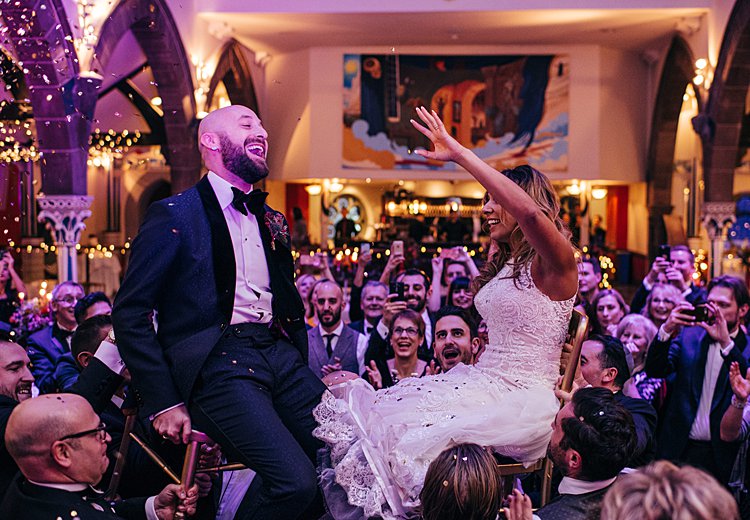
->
<box><xmin>410</xmin><ymin>107</ymin><xmax>577</xmax><ymax>291</ymax></box>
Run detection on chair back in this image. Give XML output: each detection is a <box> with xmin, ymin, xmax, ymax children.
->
<box><xmin>559</xmin><ymin>308</ymin><xmax>588</xmax><ymax>393</ymax></box>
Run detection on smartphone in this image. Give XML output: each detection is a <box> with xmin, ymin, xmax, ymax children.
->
<box><xmin>360</xmin><ymin>242</ymin><xmax>371</xmax><ymax>255</ymax></box>
<box><xmin>684</xmin><ymin>304</ymin><xmax>714</xmax><ymax>324</ymax></box>
<box><xmin>391</xmin><ymin>240</ymin><xmax>404</xmax><ymax>256</ymax></box>
<box><xmin>658</xmin><ymin>244</ymin><xmax>671</xmax><ymax>262</ymax></box>
<box><xmin>389</xmin><ymin>281</ymin><xmax>406</xmax><ymax>301</ymax></box>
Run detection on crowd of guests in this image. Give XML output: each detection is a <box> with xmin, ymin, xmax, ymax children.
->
<box><xmin>0</xmin><ymin>240</ymin><xmax>749</xmax><ymax>519</ymax></box>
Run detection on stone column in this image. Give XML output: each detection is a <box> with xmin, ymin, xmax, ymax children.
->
<box><xmin>37</xmin><ymin>195</ymin><xmax>93</xmax><ymax>283</ymax></box>
<box><xmin>702</xmin><ymin>201</ymin><xmax>736</xmax><ymax>278</ymax></box>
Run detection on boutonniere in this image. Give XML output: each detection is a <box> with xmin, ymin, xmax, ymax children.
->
<box><xmin>264</xmin><ymin>211</ymin><xmax>290</xmax><ymax>251</ymax></box>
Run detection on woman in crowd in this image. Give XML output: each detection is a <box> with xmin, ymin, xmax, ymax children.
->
<box><xmin>364</xmin><ymin>309</ymin><xmax>427</xmax><ymax>390</ymax></box>
<box><xmin>0</xmin><ymin>250</ymin><xmax>26</xmax><ymax>324</ymax></box>
<box><xmin>428</xmin><ymin>249</ymin><xmax>479</xmax><ymax>312</ymax></box>
<box><xmin>419</xmin><ymin>443</ymin><xmax>502</xmax><ymax>520</ymax></box>
<box><xmin>314</xmin><ymin>106</ymin><xmax>577</xmax><ymax>519</ymax></box>
<box><xmin>589</xmin><ymin>288</ymin><xmax>629</xmax><ymax>335</ymax></box>
<box><xmin>616</xmin><ymin>314</ymin><xmax>665</xmax><ymax>409</ymax></box>
<box><xmin>640</xmin><ymin>282</ymin><xmax>684</xmax><ymax>329</ymax></box>
<box><xmin>600</xmin><ymin>460</ymin><xmax>739</xmax><ymax>520</ymax></box>
<box><xmin>446</xmin><ymin>276</ymin><xmax>474</xmax><ymax>310</ymax></box>
<box><xmin>295</xmin><ymin>273</ymin><xmax>317</xmax><ymax>326</ymax></box>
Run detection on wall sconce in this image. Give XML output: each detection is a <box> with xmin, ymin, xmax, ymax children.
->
<box><xmin>591</xmin><ymin>187</ymin><xmax>608</xmax><ymax>200</ymax></box>
<box><xmin>305</xmin><ymin>184</ymin><xmax>322</xmax><ymax>195</ymax></box>
<box><xmin>693</xmin><ymin>58</ymin><xmax>713</xmax><ymax>93</ymax></box>
<box><xmin>329</xmin><ymin>178</ymin><xmax>344</xmax><ymax>193</ymax></box>
<box><xmin>567</xmin><ymin>181</ymin><xmax>581</xmax><ymax>196</ymax></box>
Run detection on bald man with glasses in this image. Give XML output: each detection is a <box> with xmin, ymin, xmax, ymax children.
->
<box><xmin>0</xmin><ymin>393</ymin><xmax>197</xmax><ymax>519</ymax></box>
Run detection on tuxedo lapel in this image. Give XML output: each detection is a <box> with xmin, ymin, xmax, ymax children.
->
<box><xmin>196</xmin><ymin>176</ymin><xmax>235</xmax><ymax>322</ymax></box>
<box><xmin>712</xmin><ymin>330</ymin><xmax>748</xmax><ymax>412</ymax></box>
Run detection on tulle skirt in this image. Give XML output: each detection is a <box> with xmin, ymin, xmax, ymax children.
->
<box><xmin>313</xmin><ymin>363</ymin><xmax>559</xmax><ymax>519</ymax></box>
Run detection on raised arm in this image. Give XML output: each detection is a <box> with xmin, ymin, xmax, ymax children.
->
<box><xmin>411</xmin><ymin>107</ymin><xmax>576</xmax><ymax>297</ymax></box>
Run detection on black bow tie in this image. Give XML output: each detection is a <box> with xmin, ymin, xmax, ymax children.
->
<box><xmin>231</xmin><ymin>188</ymin><xmax>268</xmax><ymax>216</ymax></box>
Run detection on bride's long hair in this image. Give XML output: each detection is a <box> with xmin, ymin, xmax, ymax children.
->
<box><xmin>472</xmin><ymin>165</ymin><xmax>571</xmax><ymax>292</ymax></box>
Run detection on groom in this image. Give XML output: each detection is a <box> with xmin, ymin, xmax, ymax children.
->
<box><xmin>112</xmin><ymin>105</ymin><xmax>326</xmax><ymax>519</ymax></box>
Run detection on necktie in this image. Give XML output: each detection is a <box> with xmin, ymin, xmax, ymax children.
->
<box><xmin>324</xmin><ymin>334</ymin><xmax>334</xmax><ymax>358</ymax></box>
<box><xmin>231</xmin><ymin>187</ymin><xmax>269</xmax><ymax>216</ymax></box>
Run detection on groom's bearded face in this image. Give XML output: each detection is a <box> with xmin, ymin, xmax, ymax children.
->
<box><xmin>219</xmin><ymin>134</ymin><xmax>269</xmax><ymax>185</ymax></box>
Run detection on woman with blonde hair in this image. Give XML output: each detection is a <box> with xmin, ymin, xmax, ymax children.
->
<box><xmin>314</xmin><ymin>107</ymin><xmax>577</xmax><ymax>519</ymax></box>
<box><xmin>600</xmin><ymin>460</ymin><xmax>739</xmax><ymax>520</ymax></box>
<box><xmin>589</xmin><ymin>288</ymin><xmax>629</xmax><ymax>335</ymax></box>
<box><xmin>641</xmin><ymin>282</ymin><xmax>685</xmax><ymax>329</ymax></box>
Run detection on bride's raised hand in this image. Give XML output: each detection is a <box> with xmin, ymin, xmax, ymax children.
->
<box><xmin>410</xmin><ymin>106</ymin><xmax>465</xmax><ymax>162</ymax></box>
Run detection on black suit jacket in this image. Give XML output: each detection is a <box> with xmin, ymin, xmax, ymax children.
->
<box><xmin>0</xmin><ymin>477</ymin><xmax>147</xmax><ymax>519</ymax></box>
<box><xmin>0</xmin><ymin>395</ymin><xmax>19</xmax><ymax>498</ymax></box>
<box><xmin>645</xmin><ymin>325</ymin><xmax>749</xmax><ymax>482</ymax></box>
<box><xmin>613</xmin><ymin>392</ymin><xmax>657</xmax><ymax>467</ymax></box>
<box><xmin>26</xmin><ymin>325</ymin><xmax>67</xmax><ymax>394</ymax></box>
<box><xmin>112</xmin><ymin>176</ymin><xmax>307</xmax><ymax>417</ymax></box>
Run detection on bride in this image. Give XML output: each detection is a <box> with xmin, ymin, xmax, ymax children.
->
<box><xmin>313</xmin><ymin>107</ymin><xmax>579</xmax><ymax>519</ymax></box>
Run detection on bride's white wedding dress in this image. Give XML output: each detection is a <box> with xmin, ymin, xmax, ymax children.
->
<box><xmin>313</xmin><ymin>262</ymin><xmax>574</xmax><ymax>519</ymax></box>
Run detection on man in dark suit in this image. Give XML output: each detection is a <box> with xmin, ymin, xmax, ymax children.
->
<box><xmin>349</xmin><ymin>280</ymin><xmax>387</xmax><ymax>340</ymax></box>
<box><xmin>645</xmin><ymin>274</ymin><xmax>750</xmax><ymax>483</ymax></box>
<box><xmin>26</xmin><ymin>281</ymin><xmax>84</xmax><ymax>393</ymax></box>
<box><xmin>576</xmin><ymin>334</ymin><xmax>657</xmax><ymax>467</ymax></box>
<box><xmin>112</xmin><ymin>105</ymin><xmax>325</xmax><ymax>520</ymax></box>
<box><xmin>630</xmin><ymin>245</ymin><xmax>706</xmax><ymax>314</ymax></box>
<box><xmin>536</xmin><ymin>388</ymin><xmax>636</xmax><ymax>520</ymax></box>
<box><xmin>0</xmin><ymin>340</ymin><xmax>33</xmax><ymax>496</ymax></box>
<box><xmin>0</xmin><ymin>393</ymin><xmax>196</xmax><ymax>519</ymax></box>
<box><xmin>307</xmin><ymin>279</ymin><xmax>367</xmax><ymax>378</ymax></box>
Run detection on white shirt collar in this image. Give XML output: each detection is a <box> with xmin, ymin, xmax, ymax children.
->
<box><xmin>319</xmin><ymin>321</ymin><xmax>345</xmax><ymax>338</ymax></box>
<box><xmin>27</xmin><ymin>479</ymin><xmax>89</xmax><ymax>492</ymax></box>
<box><xmin>207</xmin><ymin>171</ymin><xmax>253</xmax><ymax>211</ymax></box>
<box><xmin>558</xmin><ymin>475</ymin><xmax>617</xmax><ymax>495</ymax></box>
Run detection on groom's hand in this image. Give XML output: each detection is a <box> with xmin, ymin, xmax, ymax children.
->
<box><xmin>153</xmin><ymin>405</ymin><xmax>192</xmax><ymax>444</ymax></box>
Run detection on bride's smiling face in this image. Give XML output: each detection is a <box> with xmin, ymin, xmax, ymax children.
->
<box><xmin>482</xmin><ymin>193</ymin><xmax>517</xmax><ymax>243</ymax></box>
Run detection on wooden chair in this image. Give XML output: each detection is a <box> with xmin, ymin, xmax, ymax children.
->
<box><xmin>496</xmin><ymin>308</ymin><xmax>589</xmax><ymax>506</ymax></box>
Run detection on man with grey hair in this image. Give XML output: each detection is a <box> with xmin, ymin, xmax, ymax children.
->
<box><xmin>26</xmin><ymin>281</ymin><xmax>84</xmax><ymax>393</ymax></box>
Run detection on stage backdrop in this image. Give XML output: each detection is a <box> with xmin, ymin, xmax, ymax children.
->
<box><xmin>343</xmin><ymin>54</ymin><xmax>569</xmax><ymax>173</ymax></box>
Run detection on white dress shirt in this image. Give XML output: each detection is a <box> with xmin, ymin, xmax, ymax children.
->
<box><xmin>319</xmin><ymin>321</ymin><xmax>368</xmax><ymax>375</ymax></box>
<box><xmin>207</xmin><ymin>172</ymin><xmax>273</xmax><ymax>325</ymax></box>
<box><xmin>689</xmin><ymin>328</ymin><xmax>739</xmax><ymax>441</ymax></box>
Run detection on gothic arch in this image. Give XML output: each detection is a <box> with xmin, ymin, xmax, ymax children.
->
<box><xmin>698</xmin><ymin>0</ymin><xmax>750</xmax><ymax>203</ymax></box>
<box><xmin>646</xmin><ymin>35</ymin><xmax>697</xmax><ymax>257</ymax></box>
<box><xmin>94</xmin><ymin>0</ymin><xmax>200</xmax><ymax>194</ymax></box>
<box><xmin>206</xmin><ymin>38</ymin><xmax>260</xmax><ymax>113</ymax></box>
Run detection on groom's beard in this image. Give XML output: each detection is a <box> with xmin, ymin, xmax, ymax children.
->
<box><xmin>220</xmin><ymin>135</ymin><xmax>269</xmax><ymax>185</ymax></box>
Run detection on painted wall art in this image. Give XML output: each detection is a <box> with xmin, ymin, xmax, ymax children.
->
<box><xmin>343</xmin><ymin>53</ymin><xmax>569</xmax><ymax>172</ymax></box>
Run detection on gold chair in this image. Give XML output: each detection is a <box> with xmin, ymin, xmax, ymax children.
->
<box><xmin>496</xmin><ymin>308</ymin><xmax>589</xmax><ymax>506</ymax></box>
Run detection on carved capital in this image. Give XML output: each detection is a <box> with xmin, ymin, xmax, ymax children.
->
<box><xmin>702</xmin><ymin>201</ymin><xmax>736</xmax><ymax>240</ymax></box>
<box><xmin>37</xmin><ymin>195</ymin><xmax>93</xmax><ymax>246</ymax></box>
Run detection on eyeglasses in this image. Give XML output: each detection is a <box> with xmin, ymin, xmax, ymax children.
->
<box><xmin>57</xmin><ymin>422</ymin><xmax>107</xmax><ymax>443</ymax></box>
<box><xmin>393</xmin><ymin>326</ymin><xmax>419</xmax><ymax>337</ymax></box>
<box><xmin>53</xmin><ymin>296</ymin><xmax>79</xmax><ymax>306</ymax></box>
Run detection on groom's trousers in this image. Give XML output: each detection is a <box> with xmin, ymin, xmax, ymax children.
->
<box><xmin>189</xmin><ymin>322</ymin><xmax>326</xmax><ymax>520</ymax></box>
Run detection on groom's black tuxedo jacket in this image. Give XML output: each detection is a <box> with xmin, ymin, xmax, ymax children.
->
<box><xmin>112</xmin><ymin>176</ymin><xmax>307</xmax><ymax>418</ymax></box>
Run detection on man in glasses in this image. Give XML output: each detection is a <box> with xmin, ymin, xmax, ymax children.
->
<box><xmin>26</xmin><ymin>281</ymin><xmax>84</xmax><ymax>393</ymax></box>
<box><xmin>0</xmin><ymin>393</ymin><xmax>198</xmax><ymax>519</ymax></box>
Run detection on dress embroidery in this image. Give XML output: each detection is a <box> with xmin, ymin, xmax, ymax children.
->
<box><xmin>313</xmin><ymin>262</ymin><xmax>574</xmax><ymax>519</ymax></box>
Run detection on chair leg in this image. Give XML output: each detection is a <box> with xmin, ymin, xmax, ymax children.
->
<box><xmin>174</xmin><ymin>430</ymin><xmax>212</xmax><ymax>520</ymax></box>
<box><xmin>540</xmin><ymin>458</ymin><xmax>554</xmax><ymax>506</ymax></box>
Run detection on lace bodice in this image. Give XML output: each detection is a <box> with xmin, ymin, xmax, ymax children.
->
<box><xmin>473</xmin><ymin>261</ymin><xmax>573</xmax><ymax>389</ymax></box>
